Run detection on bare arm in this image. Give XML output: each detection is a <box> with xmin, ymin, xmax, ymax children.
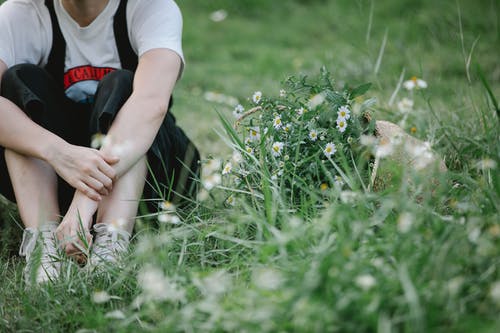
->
<box><xmin>57</xmin><ymin>49</ymin><xmax>182</xmax><ymax>253</ymax></box>
<box><xmin>0</xmin><ymin>60</ymin><xmax>118</xmax><ymax>201</ymax></box>
<box><xmin>100</xmin><ymin>48</ymin><xmax>181</xmax><ymax>176</ymax></box>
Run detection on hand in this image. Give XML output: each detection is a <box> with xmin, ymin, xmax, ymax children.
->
<box><xmin>56</xmin><ymin>190</ymin><xmax>99</xmax><ymax>262</ymax></box>
<box><xmin>48</xmin><ymin>143</ymin><xmax>119</xmax><ymax>201</ymax></box>
<box><xmin>56</xmin><ymin>212</ymin><xmax>93</xmax><ymax>263</ymax></box>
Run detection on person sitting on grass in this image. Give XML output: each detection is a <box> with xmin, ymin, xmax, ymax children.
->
<box><xmin>0</xmin><ymin>0</ymin><xmax>200</xmax><ymax>284</ymax></box>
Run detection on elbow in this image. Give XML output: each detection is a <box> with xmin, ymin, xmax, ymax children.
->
<box><xmin>136</xmin><ymin>93</ymin><xmax>171</xmax><ymax>121</ymax></box>
<box><xmin>152</xmin><ymin>97</ymin><xmax>170</xmax><ymax>121</ymax></box>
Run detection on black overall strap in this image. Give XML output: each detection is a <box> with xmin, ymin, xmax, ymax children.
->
<box><xmin>44</xmin><ymin>0</ymin><xmax>66</xmax><ymax>88</ymax></box>
<box><xmin>44</xmin><ymin>0</ymin><xmax>138</xmax><ymax>82</ymax></box>
<box><xmin>113</xmin><ymin>0</ymin><xmax>173</xmax><ymax>109</ymax></box>
<box><xmin>113</xmin><ymin>0</ymin><xmax>138</xmax><ymax>71</ymax></box>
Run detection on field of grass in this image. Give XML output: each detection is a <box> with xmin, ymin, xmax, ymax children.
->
<box><xmin>0</xmin><ymin>0</ymin><xmax>499</xmax><ymax>332</ymax></box>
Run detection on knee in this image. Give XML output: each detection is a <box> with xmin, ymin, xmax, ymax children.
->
<box><xmin>90</xmin><ymin>70</ymin><xmax>134</xmax><ymax>134</ymax></box>
<box><xmin>0</xmin><ymin>64</ymin><xmax>56</xmax><ymax>126</ymax></box>
<box><xmin>99</xmin><ymin>69</ymin><xmax>134</xmax><ymax>91</ymax></box>
<box><xmin>1</xmin><ymin>64</ymin><xmax>49</xmax><ymax>92</ymax></box>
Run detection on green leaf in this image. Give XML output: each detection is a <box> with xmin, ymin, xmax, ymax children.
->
<box><xmin>477</xmin><ymin>65</ymin><xmax>500</xmax><ymax>121</ymax></box>
<box><xmin>217</xmin><ymin>110</ymin><xmax>245</xmax><ymax>149</ymax></box>
<box><xmin>349</xmin><ymin>83</ymin><xmax>372</xmax><ymax>99</ymax></box>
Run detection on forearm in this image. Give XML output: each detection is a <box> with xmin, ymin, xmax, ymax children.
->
<box><xmin>0</xmin><ymin>96</ymin><xmax>66</xmax><ymax>161</ymax></box>
<box><xmin>1</xmin><ymin>96</ymin><xmax>118</xmax><ymax>201</ymax></box>
<box><xmin>64</xmin><ymin>190</ymin><xmax>99</xmax><ymax>228</ymax></box>
<box><xmin>99</xmin><ymin>94</ymin><xmax>168</xmax><ymax>177</ymax></box>
<box><xmin>98</xmin><ymin>48</ymin><xmax>181</xmax><ymax>178</ymax></box>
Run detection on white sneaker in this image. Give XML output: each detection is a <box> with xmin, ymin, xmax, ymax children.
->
<box><xmin>19</xmin><ymin>222</ymin><xmax>61</xmax><ymax>285</ymax></box>
<box><xmin>89</xmin><ymin>223</ymin><xmax>130</xmax><ymax>269</ymax></box>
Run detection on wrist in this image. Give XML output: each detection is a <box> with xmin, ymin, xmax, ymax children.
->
<box><xmin>41</xmin><ymin>135</ymin><xmax>67</xmax><ymax>163</ymax></box>
<box><xmin>64</xmin><ymin>191</ymin><xmax>98</xmax><ymax>229</ymax></box>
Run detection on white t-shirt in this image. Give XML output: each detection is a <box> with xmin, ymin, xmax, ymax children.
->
<box><xmin>0</xmin><ymin>0</ymin><xmax>184</xmax><ymax>103</ymax></box>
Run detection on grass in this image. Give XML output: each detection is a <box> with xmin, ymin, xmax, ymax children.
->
<box><xmin>0</xmin><ymin>0</ymin><xmax>499</xmax><ymax>332</ymax></box>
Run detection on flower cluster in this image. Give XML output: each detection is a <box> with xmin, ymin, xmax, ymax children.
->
<box><xmin>216</xmin><ymin>68</ymin><xmax>374</xmax><ymax>206</ymax></box>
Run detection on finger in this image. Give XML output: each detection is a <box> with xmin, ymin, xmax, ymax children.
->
<box><xmin>64</xmin><ymin>235</ymin><xmax>86</xmax><ymax>254</ymax></box>
<box><xmin>97</xmin><ymin>150</ymin><xmax>120</xmax><ymax>165</ymax></box>
<box><xmin>76</xmin><ymin>181</ymin><xmax>102</xmax><ymax>201</ymax></box>
<box><xmin>97</xmin><ymin>158</ymin><xmax>117</xmax><ymax>181</ymax></box>
<box><xmin>55</xmin><ymin>226</ymin><xmax>64</xmax><ymax>242</ymax></box>
<box><xmin>85</xmin><ymin>176</ymin><xmax>109</xmax><ymax>196</ymax></box>
<box><xmin>73</xmin><ymin>253</ymin><xmax>88</xmax><ymax>265</ymax></box>
<box><xmin>90</xmin><ymin>170</ymin><xmax>113</xmax><ymax>192</ymax></box>
<box><xmin>102</xmin><ymin>153</ymin><xmax>120</xmax><ymax>165</ymax></box>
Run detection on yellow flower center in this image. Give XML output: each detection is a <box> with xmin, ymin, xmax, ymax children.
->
<box><xmin>320</xmin><ymin>183</ymin><xmax>328</xmax><ymax>191</ymax></box>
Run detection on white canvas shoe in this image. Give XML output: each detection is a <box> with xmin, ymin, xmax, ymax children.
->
<box><xmin>19</xmin><ymin>222</ymin><xmax>61</xmax><ymax>285</ymax></box>
<box><xmin>89</xmin><ymin>223</ymin><xmax>130</xmax><ymax>269</ymax></box>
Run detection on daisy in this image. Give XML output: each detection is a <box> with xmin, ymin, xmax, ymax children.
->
<box><xmin>252</xmin><ymin>91</ymin><xmax>262</xmax><ymax>104</ymax></box>
<box><xmin>334</xmin><ymin>175</ymin><xmax>345</xmax><ymax>188</ymax></box>
<box><xmin>90</xmin><ymin>132</ymin><xmax>106</xmax><ymax>149</ymax></box>
<box><xmin>209</xmin><ymin>9</ymin><xmax>227</xmax><ymax>22</ymax></box>
<box><xmin>245</xmin><ymin>146</ymin><xmax>254</xmax><ymax>155</ymax></box>
<box><xmin>204</xmin><ymin>159</ymin><xmax>221</xmax><ymax>174</ymax></box>
<box><xmin>273</xmin><ymin>115</ymin><xmax>283</xmax><ymax>129</ymax></box>
<box><xmin>337</xmin><ymin>105</ymin><xmax>351</xmax><ymax>120</ymax></box>
<box><xmin>355</xmin><ymin>274</ymin><xmax>376</xmax><ymax>291</ymax></box>
<box><xmin>203</xmin><ymin>173</ymin><xmax>221</xmax><ymax>190</ymax></box>
<box><xmin>336</xmin><ymin>118</ymin><xmax>347</xmax><ymax>133</ymax></box>
<box><xmin>232</xmin><ymin>104</ymin><xmax>245</xmax><ymax>118</ymax></box>
<box><xmin>323</xmin><ymin>142</ymin><xmax>336</xmax><ymax>157</ymax></box>
<box><xmin>296</xmin><ymin>107</ymin><xmax>307</xmax><ymax>116</ymax></box>
<box><xmin>308</xmin><ymin>129</ymin><xmax>318</xmax><ymax>141</ymax></box>
<box><xmin>271</xmin><ymin>142</ymin><xmax>284</xmax><ymax>157</ymax></box>
<box><xmin>231</xmin><ymin>151</ymin><xmax>243</xmax><ymax>164</ymax></box>
<box><xmin>283</xmin><ymin>123</ymin><xmax>292</xmax><ymax>133</ymax></box>
<box><xmin>403</xmin><ymin>76</ymin><xmax>428</xmax><ymax>90</ymax></box>
<box><xmin>308</xmin><ymin>93</ymin><xmax>325</xmax><ymax>109</ymax></box>
<box><xmin>225</xmin><ymin>195</ymin><xmax>235</xmax><ymax>206</ymax></box>
<box><xmin>249</xmin><ymin>127</ymin><xmax>261</xmax><ymax>141</ymax></box>
<box><xmin>158</xmin><ymin>212</ymin><xmax>181</xmax><ymax>224</ymax></box>
<box><xmin>159</xmin><ymin>200</ymin><xmax>176</xmax><ymax>213</ymax></box>
<box><xmin>222</xmin><ymin>162</ymin><xmax>232</xmax><ymax>175</ymax></box>
<box><xmin>397</xmin><ymin>97</ymin><xmax>414</xmax><ymax>114</ymax></box>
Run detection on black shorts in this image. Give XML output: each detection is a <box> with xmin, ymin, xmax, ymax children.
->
<box><xmin>0</xmin><ymin>64</ymin><xmax>200</xmax><ymax>214</ymax></box>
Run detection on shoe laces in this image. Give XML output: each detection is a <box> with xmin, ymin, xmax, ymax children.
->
<box><xmin>19</xmin><ymin>222</ymin><xmax>59</xmax><ymax>264</ymax></box>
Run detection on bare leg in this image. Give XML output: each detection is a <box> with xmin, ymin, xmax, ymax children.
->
<box><xmin>95</xmin><ymin>156</ymin><xmax>148</xmax><ymax>234</ymax></box>
<box><xmin>4</xmin><ymin>149</ymin><xmax>60</xmax><ymax>228</ymax></box>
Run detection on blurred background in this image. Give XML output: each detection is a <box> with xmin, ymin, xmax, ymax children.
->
<box><xmin>174</xmin><ymin>0</ymin><xmax>499</xmax><ymax>156</ymax></box>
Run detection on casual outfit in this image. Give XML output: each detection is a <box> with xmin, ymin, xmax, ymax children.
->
<box><xmin>0</xmin><ymin>0</ymin><xmax>200</xmax><ymax>282</ymax></box>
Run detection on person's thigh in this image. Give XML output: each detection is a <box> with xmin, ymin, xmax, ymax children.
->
<box><xmin>0</xmin><ymin>64</ymin><xmax>89</xmax><ymax>211</ymax></box>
